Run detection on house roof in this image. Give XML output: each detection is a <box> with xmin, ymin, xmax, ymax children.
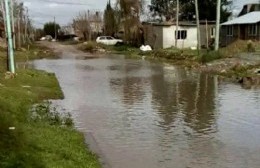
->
<box><xmin>222</xmin><ymin>11</ymin><xmax>260</xmax><ymax>26</ymax></box>
<box><xmin>143</xmin><ymin>21</ymin><xmax>215</xmax><ymax>27</ymax></box>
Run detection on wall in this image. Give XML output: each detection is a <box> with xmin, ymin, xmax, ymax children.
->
<box><xmin>245</xmin><ymin>23</ymin><xmax>260</xmax><ymax>41</ymax></box>
<box><xmin>200</xmin><ymin>24</ymin><xmax>215</xmax><ymax>48</ymax></box>
<box><xmin>143</xmin><ymin>24</ymin><xmax>163</xmax><ymax>49</ymax></box>
<box><xmin>220</xmin><ymin>23</ymin><xmax>260</xmax><ymax>46</ymax></box>
<box><xmin>163</xmin><ymin>25</ymin><xmax>198</xmax><ymax>49</ymax></box>
<box><xmin>144</xmin><ymin>23</ymin><xmax>215</xmax><ymax>49</ymax></box>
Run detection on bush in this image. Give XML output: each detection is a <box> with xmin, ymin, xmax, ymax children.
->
<box><xmin>114</xmin><ymin>45</ymin><xmax>128</xmax><ymax>51</ymax></box>
<box><xmin>153</xmin><ymin>49</ymin><xmax>188</xmax><ymax>60</ymax></box>
<box><xmin>247</xmin><ymin>40</ymin><xmax>255</xmax><ymax>52</ymax></box>
<box><xmin>200</xmin><ymin>51</ymin><xmax>223</xmax><ymax>63</ymax></box>
<box><xmin>30</xmin><ymin>101</ymin><xmax>74</xmax><ymax>127</ymax></box>
<box><xmin>81</xmin><ymin>41</ymin><xmax>97</xmax><ymax>53</ymax></box>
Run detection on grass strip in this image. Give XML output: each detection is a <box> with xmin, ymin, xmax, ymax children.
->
<box><xmin>0</xmin><ymin>45</ymin><xmax>101</xmax><ymax>168</ymax></box>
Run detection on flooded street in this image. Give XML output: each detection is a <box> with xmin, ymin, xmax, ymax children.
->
<box><xmin>33</xmin><ymin>48</ymin><xmax>260</xmax><ymax>168</ymax></box>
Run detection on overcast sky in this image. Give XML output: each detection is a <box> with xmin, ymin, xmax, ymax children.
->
<box><xmin>22</xmin><ymin>0</ymin><xmax>259</xmax><ymax>28</ymax></box>
<box><xmin>23</xmin><ymin>0</ymin><xmax>116</xmax><ymax>27</ymax></box>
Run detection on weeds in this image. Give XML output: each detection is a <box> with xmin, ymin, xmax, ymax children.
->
<box><xmin>200</xmin><ymin>51</ymin><xmax>223</xmax><ymax>63</ymax></box>
<box><xmin>247</xmin><ymin>40</ymin><xmax>255</xmax><ymax>52</ymax></box>
<box><xmin>30</xmin><ymin>101</ymin><xmax>74</xmax><ymax>127</ymax></box>
<box><xmin>79</xmin><ymin>41</ymin><xmax>97</xmax><ymax>53</ymax></box>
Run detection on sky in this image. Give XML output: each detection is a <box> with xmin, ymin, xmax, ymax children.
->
<box><xmin>22</xmin><ymin>0</ymin><xmax>260</xmax><ymax>28</ymax></box>
<box><xmin>23</xmin><ymin>0</ymin><xmax>116</xmax><ymax>27</ymax></box>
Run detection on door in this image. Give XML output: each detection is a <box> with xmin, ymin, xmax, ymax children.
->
<box><xmin>240</xmin><ymin>25</ymin><xmax>246</xmax><ymax>40</ymax></box>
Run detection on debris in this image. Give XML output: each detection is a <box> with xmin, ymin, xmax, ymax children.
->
<box><xmin>21</xmin><ymin>47</ymin><xmax>27</xmax><ymax>51</ymax></box>
<box><xmin>5</xmin><ymin>72</ymin><xmax>16</xmax><ymax>79</ymax></box>
<box><xmin>190</xmin><ymin>46</ymin><xmax>197</xmax><ymax>50</ymax></box>
<box><xmin>254</xmin><ymin>69</ymin><xmax>260</xmax><ymax>74</ymax></box>
<box><xmin>220</xmin><ymin>69</ymin><xmax>226</xmax><ymax>73</ymax></box>
<box><xmin>22</xmin><ymin>85</ymin><xmax>31</xmax><ymax>88</ymax></box>
<box><xmin>140</xmin><ymin>45</ymin><xmax>152</xmax><ymax>52</ymax></box>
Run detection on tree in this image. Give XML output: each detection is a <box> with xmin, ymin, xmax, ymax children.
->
<box><xmin>180</xmin><ymin>0</ymin><xmax>232</xmax><ymax>22</ymax></box>
<box><xmin>116</xmin><ymin>0</ymin><xmax>145</xmax><ymax>46</ymax></box>
<box><xmin>43</xmin><ymin>22</ymin><xmax>60</xmax><ymax>38</ymax></box>
<box><xmin>73</xmin><ymin>12</ymin><xmax>90</xmax><ymax>41</ymax></box>
<box><xmin>149</xmin><ymin>0</ymin><xmax>176</xmax><ymax>21</ymax></box>
<box><xmin>103</xmin><ymin>1</ymin><xmax>117</xmax><ymax>36</ymax></box>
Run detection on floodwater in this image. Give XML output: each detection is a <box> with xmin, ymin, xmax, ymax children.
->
<box><xmin>33</xmin><ymin>54</ymin><xmax>260</xmax><ymax>168</ymax></box>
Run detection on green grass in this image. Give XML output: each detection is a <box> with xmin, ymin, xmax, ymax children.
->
<box><xmin>0</xmin><ymin>45</ymin><xmax>101</xmax><ymax>168</ymax></box>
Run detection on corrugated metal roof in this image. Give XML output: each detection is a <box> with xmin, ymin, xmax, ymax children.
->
<box><xmin>222</xmin><ymin>11</ymin><xmax>260</xmax><ymax>25</ymax></box>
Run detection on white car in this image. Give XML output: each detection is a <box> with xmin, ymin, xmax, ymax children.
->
<box><xmin>96</xmin><ymin>36</ymin><xmax>123</xmax><ymax>45</ymax></box>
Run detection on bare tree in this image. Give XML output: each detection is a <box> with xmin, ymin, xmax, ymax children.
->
<box><xmin>73</xmin><ymin>11</ymin><xmax>90</xmax><ymax>41</ymax></box>
<box><xmin>116</xmin><ymin>0</ymin><xmax>145</xmax><ymax>46</ymax></box>
<box><xmin>88</xmin><ymin>10</ymin><xmax>103</xmax><ymax>40</ymax></box>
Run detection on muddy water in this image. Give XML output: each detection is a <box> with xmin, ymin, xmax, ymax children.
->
<box><xmin>33</xmin><ymin>55</ymin><xmax>260</xmax><ymax>168</ymax></box>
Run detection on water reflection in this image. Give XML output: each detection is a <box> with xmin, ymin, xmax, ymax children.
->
<box><xmin>33</xmin><ymin>56</ymin><xmax>260</xmax><ymax>168</ymax></box>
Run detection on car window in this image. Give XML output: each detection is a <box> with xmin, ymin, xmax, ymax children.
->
<box><xmin>106</xmin><ymin>37</ymin><xmax>113</xmax><ymax>40</ymax></box>
<box><xmin>99</xmin><ymin>37</ymin><xmax>105</xmax><ymax>40</ymax></box>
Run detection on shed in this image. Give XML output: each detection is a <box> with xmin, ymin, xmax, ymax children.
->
<box><xmin>143</xmin><ymin>21</ymin><xmax>215</xmax><ymax>49</ymax></box>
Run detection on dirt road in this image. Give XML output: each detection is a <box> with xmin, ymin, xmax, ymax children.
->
<box><xmin>37</xmin><ymin>41</ymin><xmax>100</xmax><ymax>59</ymax></box>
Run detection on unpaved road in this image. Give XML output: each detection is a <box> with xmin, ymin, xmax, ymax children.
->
<box><xmin>37</xmin><ymin>41</ymin><xmax>101</xmax><ymax>59</ymax></box>
<box><xmin>38</xmin><ymin>41</ymin><xmax>260</xmax><ymax>76</ymax></box>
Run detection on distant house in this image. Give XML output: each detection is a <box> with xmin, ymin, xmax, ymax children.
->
<box><xmin>143</xmin><ymin>21</ymin><xmax>215</xmax><ymax>49</ymax></box>
<box><xmin>220</xmin><ymin>11</ymin><xmax>260</xmax><ymax>46</ymax></box>
<box><xmin>60</xmin><ymin>25</ymin><xmax>75</xmax><ymax>36</ymax></box>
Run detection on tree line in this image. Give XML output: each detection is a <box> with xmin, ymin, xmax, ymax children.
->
<box><xmin>0</xmin><ymin>0</ymin><xmax>34</xmax><ymax>49</ymax></box>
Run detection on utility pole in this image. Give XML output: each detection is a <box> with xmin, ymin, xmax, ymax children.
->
<box><xmin>54</xmin><ymin>16</ymin><xmax>57</xmax><ymax>40</ymax></box>
<box><xmin>215</xmin><ymin>0</ymin><xmax>221</xmax><ymax>51</ymax></box>
<box><xmin>10</xmin><ymin>0</ymin><xmax>16</xmax><ymax>49</ymax></box>
<box><xmin>175</xmin><ymin>0</ymin><xmax>179</xmax><ymax>48</ymax></box>
<box><xmin>4</xmin><ymin>0</ymin><xmax>15</xmax><ymax>73</ymax></box>
<box><xmin>195</xmin><ymin>0</ymin><xmax>201</xmax><ymax>51</ymax></box>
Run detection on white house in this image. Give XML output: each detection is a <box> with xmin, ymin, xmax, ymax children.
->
<box><xmin>143</xmin><ymin>22</ymin><xmax>215</xmax><ymax>49</ymax></box>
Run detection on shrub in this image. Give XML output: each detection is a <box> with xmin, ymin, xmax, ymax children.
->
<box><xmin>247</xmin><ymin>40</ymin><xmax>255</xmax><ymax>52</ymax></box>
<box><xmin>30</xmin><ymin>101</ymin><xmax>74</xmax><ymax>127</ymax></box>
<box><xmin>114</xmin><ymin>45</ymin><xmax>128</xmax><ymax>51</ymax></box>
<box><xmin>81</xmin><ymin>41</ymin><xmax>97</xmax><ymax>53</ymax></box>
<box><xmin>200</xmin><ymin>51</ymin><xmax>223</xmax><ymax>63</ymax></box>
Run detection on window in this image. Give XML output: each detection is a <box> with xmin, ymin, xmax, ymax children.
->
<box><xmin>99</xmin><ymin>37</ymin><xmax>105</xmax><ymax>40</ymax></box>
<box><xmin>175</xmin><ymin>30</ymin><xmax>187</xmax><ymax>40</ymax></box>
<box><xmin>106</xmin><ymin>36</ymin><xmax>113</xmax><ymax>40</ymax></box>
<box><xmin>248</xmin><ymin>24</ymin><xmax>257</xmax><ymax>36</ymax></box>
<box><xmin>227</xmin><ymin>26</ymin><xmax>233</xmax><ymax>36</ymax></box>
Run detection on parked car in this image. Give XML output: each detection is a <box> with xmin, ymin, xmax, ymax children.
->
<box><xmin>96</xmin><ymin>36</ymin><xmax>123</xmax><ymax>45</ymax></box>
<box><xmin>40</xmin><ymin>35</ymin><xmax>53</xmax><ymax>41</ymax></box>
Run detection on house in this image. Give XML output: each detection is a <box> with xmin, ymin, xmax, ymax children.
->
<box><xmin>220</xmin><ymin>11</ymin><xmax>260</xmax><ymax>46</ymax></box>
<box><xmin>73</xmin><ymin>11</ymin><xmax>103</xmax><ymax>40</ymax></box>
<box><xmin>143</xmin><ymin>21</ymin><xmax>215</xmax><ymax>49</ymax></box>
<box><xmin>60</xmin><ymin>25</ymin><xmax>75</xmax><ymax>36</ymax></box>
<box><xmin>238</xmin><ymin>3</ymin><xmax>260</xmax><ymax>16</ymax></box>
